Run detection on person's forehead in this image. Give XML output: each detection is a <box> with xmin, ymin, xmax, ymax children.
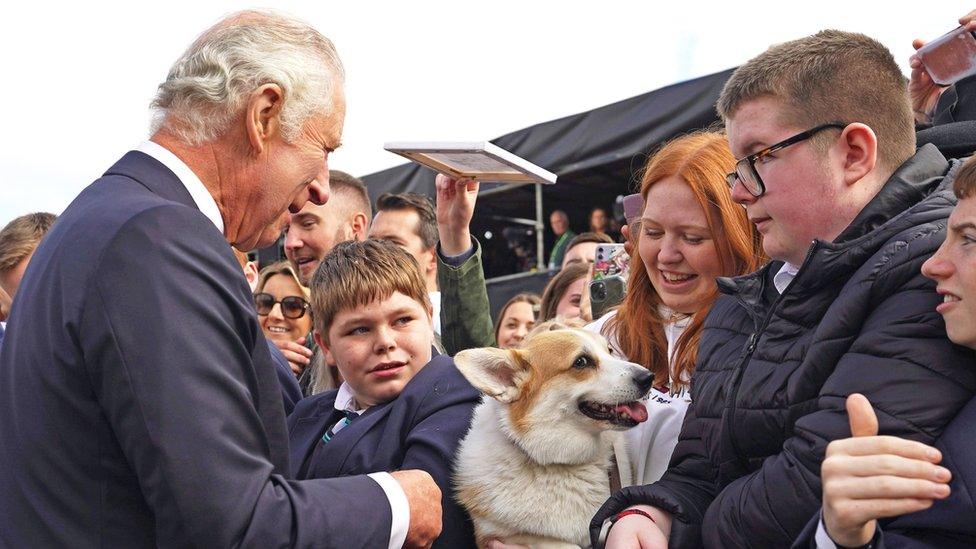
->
<box><xmin>291</xmin><ymin>199</ymin><xmax>337</xmax><ymax>221</ymax></box>
<box><xmin>569</xmin><ymin>242</ymin><xmax>598</xmax><ymax>256</ymax></box>
<box><xmin>726</xmin><ymin>96</ymin><xmax>797</xmax><ymax>156</ymax></box>
<box><xmin>372</xmin><ymin>208</ymin><xmax>421</xmax><ymax>237</ymax></box>
<box><xmin>263</xmin><ymin>272</ymin><xmax>301</xmax><ymax>295</ymax></box>
<box><xmin>504</xmin><ymin>301</ymin><xmax>535</xmax><ymax>319</ymax></box>
<box><xmin>643</xmin><ymin>177</ymin><xmax>708</xmax><ymax>226</ymax></box>
<box><xmin>950</xmin><ymin>196</ymin><xmax>976</xmax><ymax>226</ymax></box>
<box><xmin>331</xmin><ymin>291</ymin><xmax>425</xmax><ymax>323</ymax></box>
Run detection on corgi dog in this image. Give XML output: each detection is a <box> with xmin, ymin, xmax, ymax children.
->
<box><xmin>453</xmin><ymin>324</ymin><xmax>653</xmax><ymax>548</ymax></box>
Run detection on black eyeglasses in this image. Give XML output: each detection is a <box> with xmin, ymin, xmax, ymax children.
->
<box><xmin>725</xmin><ymin>122</ymin><xmax>847</xmax><ymax>197</ymax></box>
<box><xmin>253</xmin><ymin>293</ymin><xmax>310</xmax><ymax>319</ymax></box>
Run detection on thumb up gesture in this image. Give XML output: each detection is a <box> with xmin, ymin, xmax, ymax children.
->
<box><xmin>821</xmin><ymin>394</ymin><xmax>951</xmax><ymax>547</ymax></box>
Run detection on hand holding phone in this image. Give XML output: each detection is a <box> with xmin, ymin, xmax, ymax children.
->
<box><xmin>593</xmin><ymin>244</ymin><xmax>629</xmax><ymax>281</ymax></box>
<box><xmin>916</xmin><ymin>27</ymin><xmax>976</xmax><ymax>86</ymax></box>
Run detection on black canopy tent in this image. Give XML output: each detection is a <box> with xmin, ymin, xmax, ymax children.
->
<box><xmin>358</xmin><ymin>69</ymin><xmax>735</xmax><ymax>316</ymax></box>
<box><xmin>362</xmin><ymin>68</ymin><xmax>734</xmax><ymax>281</ymax></box>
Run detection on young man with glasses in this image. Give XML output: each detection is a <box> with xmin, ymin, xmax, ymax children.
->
<box><xmin>593</xmin><ymin>30</ymin><xmax>976</xmax><ymax>549</ymax></box>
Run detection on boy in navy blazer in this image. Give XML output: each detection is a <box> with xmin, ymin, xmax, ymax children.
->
<box><xmin>288</xmin><ymin>239</ymin><xmax>479</xmax><ymax>548</ymax></box>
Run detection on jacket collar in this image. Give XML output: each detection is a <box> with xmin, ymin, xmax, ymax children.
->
<box><xmin>834</xmin><ymin>143</ymin><xmax>949</xmax><ymax>243</ymax></box>
<box><xmin>104</xmin><ymin>151</ymin><xmax>199</xmax><ymax>211</ymax></box>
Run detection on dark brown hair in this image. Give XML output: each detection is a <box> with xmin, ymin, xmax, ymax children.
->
<box><xmin>375</xmin><ymin>193</ymin><xmax>438</xmax><ymax>249</ymax></box>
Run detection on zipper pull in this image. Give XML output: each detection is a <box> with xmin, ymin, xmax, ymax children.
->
<box><xmin>745</xmin><ymin>333</ymin><xmax>758</xmax><ymax>353</ymax></box>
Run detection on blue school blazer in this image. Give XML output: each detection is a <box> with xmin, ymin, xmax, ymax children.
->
<box><xmin>288</xmin><ymin>353</ymin><xmax>480</xmax><ymax>548</ymax></box>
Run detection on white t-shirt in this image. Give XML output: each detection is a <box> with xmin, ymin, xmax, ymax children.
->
<box><xmin>586</xmin><ymin>310</ymin><xmax>692</xmax><ymax>486</ymax></box>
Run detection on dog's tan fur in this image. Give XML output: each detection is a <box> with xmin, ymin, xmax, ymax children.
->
<box><xmin>454</xmin><ymin>326</ymin><xmax>652</xmax><ymax>548</ymax></box>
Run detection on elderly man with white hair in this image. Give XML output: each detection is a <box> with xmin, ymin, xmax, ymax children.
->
<box><xmin>0</xmin><ymin>10</ymin><xmax>441</xmax><ymax>548</ymax></box>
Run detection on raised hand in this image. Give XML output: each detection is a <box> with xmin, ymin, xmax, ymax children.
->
<box><xmin>435</xmin><ymin>174</ymin><xmax>479</xmax><ymax>256</ymax></box>
<box><xmin>821</xmin><ymin>394</ymin><xmax>951</xmax><ymax>547</ymax></box>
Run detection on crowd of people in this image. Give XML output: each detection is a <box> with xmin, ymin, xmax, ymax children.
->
<box><xmin>2</xmin><ymin>7</ymin><xmax>976</xmax><ymax>549</ymax></box>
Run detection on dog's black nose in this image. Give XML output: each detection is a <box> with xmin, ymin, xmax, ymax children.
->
<box><xmin>633</xmin><ymin>368</ymin><xmax>654</xmax><ymax>393</ymax></box>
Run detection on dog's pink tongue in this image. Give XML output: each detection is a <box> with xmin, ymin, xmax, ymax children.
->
<box><xmin>614</xmin><ymin>402</ymin><xmax>648</xmax><ymax>423</ymax></box>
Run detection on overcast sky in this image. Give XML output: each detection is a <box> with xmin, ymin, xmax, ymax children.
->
<box><xmin>0</xmin><ymin>1</ymin><xmax>964</xmax><ymax>226</ymax></box>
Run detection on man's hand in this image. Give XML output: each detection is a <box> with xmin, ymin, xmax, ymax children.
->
<box><xmin>821</xmin><ymin>394</ymin><xmax>951</xmax><ymax>547</ymax></box>
<box><xmin>909</xmin><ymin>9</ymin><xmax>976</xmax><ymax>123</ymax></box>
<box><xmin>605</xmin><ymin>505</ymin><xmax>669</xmax><ymax>549</ymax></box>
<box><xmin>909</xmin><ymin>38</ymin><xmax>947</xmax><ymax>124</ymax></box>
<box><xmin>391</xmin><ymin>469</ymin><xmax>443</xmax><ymax>549</ymax></box>
<box><xmin>435</xmin><ymin>174</ymin><xmax>479</xmax><ymax>256</ymax></box>
<box><xmin>272</xmin><ymin>337</ymin><xmax>312</xmax><ymax>375</ymax></box>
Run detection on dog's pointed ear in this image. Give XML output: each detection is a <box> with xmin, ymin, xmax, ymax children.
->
<box><xmin>454</xmin><ymin>347</ymin><xmax>528</xmax><ymax>403</ymax></box>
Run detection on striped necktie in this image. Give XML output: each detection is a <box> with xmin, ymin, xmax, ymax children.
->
<box><xmin>321</xmin><ymin>409</ymin><xmax>360</xmax><ymax>444</ymax></box>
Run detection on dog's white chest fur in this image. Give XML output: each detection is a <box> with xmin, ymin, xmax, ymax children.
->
<box><xmin>455</xmin><ymin>399</ymin><xmax>614</xmax><ymax>548</ymax></box>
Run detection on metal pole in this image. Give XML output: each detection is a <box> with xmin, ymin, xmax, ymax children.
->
<box><xmin>535</xmin><ymin>183</ymin><xmax>544</xmax><ymax>270</ymax></box>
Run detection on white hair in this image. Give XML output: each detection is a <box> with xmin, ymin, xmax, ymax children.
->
<box><xmin>150</xmin><ymin>10</ymin><xmax>344</xmax><ymax>145</ymax></box>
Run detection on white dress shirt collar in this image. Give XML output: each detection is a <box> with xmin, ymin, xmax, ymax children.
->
<box><xmin>333</xmin><ymin>382</ymin><xmax>366</xmax><ymax>414</ymax></box>
<box><xmin>134</xmin><ymin>141</ymin><xmax>224</xmax><ymax>234</ymax></box>
<box><xmin>773</xmin><ymin>262</ymin><xmax>800</xmax><ymax>295</ymax></box>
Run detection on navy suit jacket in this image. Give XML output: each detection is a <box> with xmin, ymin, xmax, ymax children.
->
<box><xmin>0</xmin><ymin>151</ymin><xmax>393</xmax><ymax>548</ymax></box>
<box><xmin>269</xmin><ymin>341</ymin><xmax>303</xmax><ymax>415</ymax></box>
<box><xmin>0</xmin><ymin>322</ymin><xmax>4</xmax><ymax>348</ymax></box>
<box><xmin>289</xmin><ymin>354</ymin><xmax>480</xmax><ymax>548</ymax></box>
<box><xmin>794</xmin><ymin>396</ymin><xmax>976</xmax><ymax>548</ymax></box>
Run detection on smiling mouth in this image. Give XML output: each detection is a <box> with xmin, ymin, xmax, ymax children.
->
<box><xmin>370</xmin><ymin>362</ymin><xmax>406</xmax><ymax>374</ymax></box>
<box><xmin>267</xmin><ymin>326</ymin><xmax>290</xmax><ymax>334</ymax></box>
<box><xmin>943</xmin><ymin>294</ymin><xmax>961</xmax><ymax>303</ymax></box>
<box><xmin>660</xmin><ymin>271</ymin><xmax>696</xmax><ymax>283</ymax></box>
<box><xmin>578</xmin><ymin>400</ymin><xmax>648</xmax><ymax>428</ymax></box>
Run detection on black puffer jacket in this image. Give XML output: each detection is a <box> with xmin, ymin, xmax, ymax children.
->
<box><xmin>592</xmin><ymin>144</ymin><xmax>976</xmax><ymax>548</ymax></box>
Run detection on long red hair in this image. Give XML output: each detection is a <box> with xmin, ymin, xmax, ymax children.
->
<box><xmin>604</xmin><ymin>131</ymin><xmax>764</xmax><ymax>388</ymax></box>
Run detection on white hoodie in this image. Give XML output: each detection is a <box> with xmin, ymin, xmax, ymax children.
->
<box><xmin>586</xmin><ymin>309</ymin><xmax>692</xmax><ymax>486</ymax></box>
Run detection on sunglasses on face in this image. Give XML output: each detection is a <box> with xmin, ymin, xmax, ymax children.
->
<box><xmin>253</xmin><ymin>293</ymin><xmax>310</xmax><ymax>319</ymax></box>
<box><xmin>725</xmin><ymin>122</ymin><xmax>848</xmax><ymax>197</ymax></box>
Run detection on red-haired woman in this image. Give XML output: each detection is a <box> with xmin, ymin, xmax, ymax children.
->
<box><xmin>587</xmin><ymin>131</ymin><xmax>764</xmax><ymax>486</ymax></box>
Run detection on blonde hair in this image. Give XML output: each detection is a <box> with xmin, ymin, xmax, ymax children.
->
<box><xmin>309</xmin><ymin>239</ymin><xmax>431</xmax><ymax>340</ymax></box>
<box><xmin>0</xmin><ymin>212</ymin><xmax>57</xmax><ymax>273</ymax></box>
<box><xmin>256</xmin><ymin>260</ymin><xmax>310</xmax><ymax>300</ymax></box>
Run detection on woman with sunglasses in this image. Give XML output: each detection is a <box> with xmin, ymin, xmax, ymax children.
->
<box><xmin>255</xmin><ymin>262</ymin><xmax>313</xmax><ymax>379</ymax></box>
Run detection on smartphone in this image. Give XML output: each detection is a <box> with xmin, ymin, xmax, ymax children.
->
<box><xmin>590</xmin><ymin>275</ymin><xmax>626</xmax><ymax>320</ymax></box>
<box><xmin>917</xmin><ymin>27</ymin><xmax>976</xmax><ymax>86</ymax></box>
<box><xmin>622</xmin><ymin>193</ymin><xmax>644</xmax><ymax>225</ymax></box>
<box><xmin>593</xmin><ymin>243</ymin><xmax>629</xmax><ymax>280</ymax></box>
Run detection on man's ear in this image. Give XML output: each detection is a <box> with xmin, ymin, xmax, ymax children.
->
<box><xmin>244</xmin><ymin>83</ymin><xmax>285</xmax><ymax>156</ymax></box>
<box><xmin>350</xmin><ymin>212</ymin><xmax>369</xmax><ymax>241</ymax></box>
<box><xmin>454</xmin><ymin>347</ymin><xmax>529</xmax><ymax>403</ymax></box>
<box><xmin>838</xmin><ymin>123</ymin><xmax>878</xmax><ymax>187</ymax></box>
<box><xmin>424</xmin><ymin>246</ymin><xmax>438</xmax><ymax>278</ymax></box>
<box><xmin>243</xmin><ymin>261</ymin><xmax>259</xmax><ymax>292</ymax></box>
<box><xmin>313</xmin><ymin>330</ymin><xmax>333</xmax><ymax>363</ymax></box>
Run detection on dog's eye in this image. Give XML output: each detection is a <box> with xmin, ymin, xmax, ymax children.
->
<box><xmin>572</xmin><ymin>355</ymin><xmax>594</xmax><ymax>369</ymax></box>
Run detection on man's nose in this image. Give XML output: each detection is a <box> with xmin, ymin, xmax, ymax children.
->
<box><xmin>730</xmin><ymin>178</ymin><xmax>756</xmax><ymax>205</ymax></box>
<box><xmin>284</xmin><ymin>227</ymin><xmax>301</xmax><ymax>251</ymax></box>
<box><xmin>307</xmin><ymin>177</ymin><xmax>331</xmax><ymax>206</ymax></box>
